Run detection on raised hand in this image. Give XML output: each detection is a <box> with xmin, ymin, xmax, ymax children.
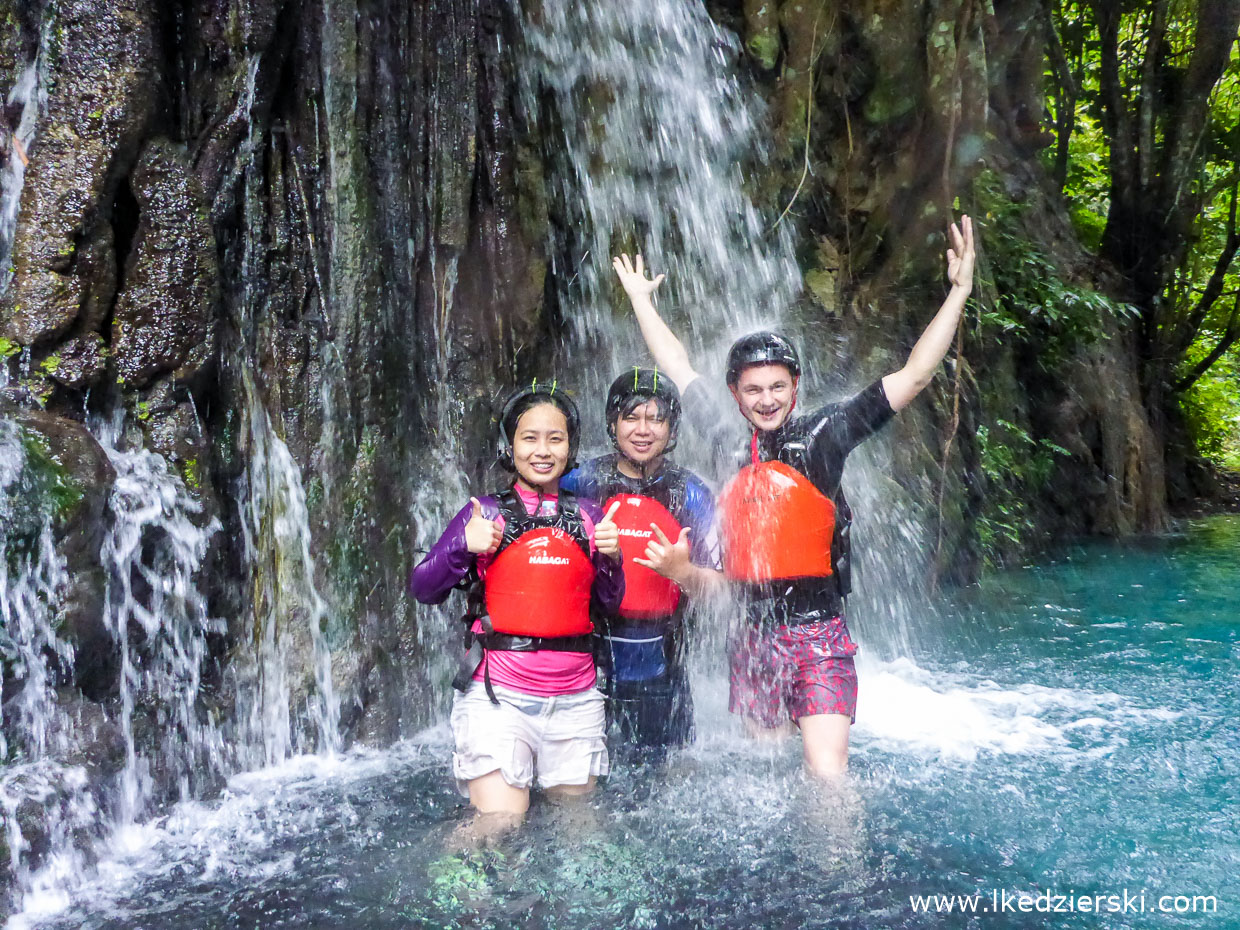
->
<box><xmin>594</xmin><ymin>501</ymin><xmax>623</xmax><ymax>560</ymax></box>
<box><xmin>612</xmin><ymin>253</ymin><xmax>666</xmax><ymax>302</ymax></box>
<box><xmin>947</xmin><ymin>215</ymin><xmax>975</xmax><ymax>291</ymax></box>
<box><xmin>633</xmin><ymin>524</ymin><xmax>692</xmax><ymax>586</ymax></box>
<box><xmin>464</xmin><ymin>497</ymin><xmax>503</xmax><ymax>555</ymax></box>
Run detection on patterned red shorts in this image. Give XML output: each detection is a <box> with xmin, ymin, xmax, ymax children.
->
<box><xmin>728</xmin><ymin>616</ymin><xmax>859</xmax><ymax>728</ymax></box>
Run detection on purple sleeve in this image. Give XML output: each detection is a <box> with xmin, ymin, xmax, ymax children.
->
<box><xmin>408</xmin><ymin>498</ymin><xmax>500</xmax><ymax>605</ymax></box>
<box><xmin>579</xmin><ymin>498</ymin><xmax>626</xmax><ymax>614</ymax></box>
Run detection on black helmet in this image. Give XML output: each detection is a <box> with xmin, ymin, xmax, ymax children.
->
<box><xmin>605</xmin><ymin>366</ymin><xmax>681</xmax><ymax>453</ymax></box>
<box><xmin>497</xmin><ymin>379</ymin><xmax>581</xmax><ymax>471</ymax></box>
<box><xmin>725</xmin><ymin>331</ymin><xmax>801</xmax><ymax>385</ymax></box>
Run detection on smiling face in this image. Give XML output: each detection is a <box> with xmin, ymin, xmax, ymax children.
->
<box><xmin>614</xmin><ymin>398</ymin><xmax>671</xmax><ymax>474</ymax></box>
<box><xmin>511</xmin><ymin>402</ymin><xmax>571</xmax><ymax>493</ymax></box>
<box><xmin>729</xmin><ymin>363</ymin><xmax>797</xmax><ymax>431</ymax></box>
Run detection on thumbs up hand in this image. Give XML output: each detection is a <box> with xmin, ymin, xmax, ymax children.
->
<box><xmin>634</xmin><ymin>524</ymin><xmax>692</xmax><ymax>585</ymax></box>
<box><xmin>594</xmin><ymin>500</ymin><xmax>623</xmax><ymax>560</ymax></box>
<box><xmin>464</xmin><ymin>497</ymin><xmax>503</xmax><ymax>554</ymax></box>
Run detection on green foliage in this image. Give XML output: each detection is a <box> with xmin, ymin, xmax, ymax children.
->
<box><xmin>976</xmin><ymin>419</ymin><xmax>1070</xmax><ymax>565</ymax></box>
<box><xmin>974</xmin><ymin>173</ymin><xmax>1137</xmax><ymax>361</ymax></box>
<box><xmin>181</xmin><ymin>457</ymin><xmax>201</xmax><ymax>491</ymax></box>
<box><xmin>3</xmin><ymin>427</ymin><xmax>85</xmax><ymax>572</ymax></box>
<box><xmin>1043</xmin><ymin>0</ymin><xmax>1240</xmax><ymax>472</ymax></box>
<box><xmin>0</xmin><ymin>337</ymin><xmax>20</xmax><ymax>359</ymax></box>
<box><xmin>1055</xmin><ymin>108</ymin><xmax>1111</xmax><ymax>249</ymax></box>
<box><xmin>426</xmin><ymin>851</ymin><xmax>493</xmax><ymax>909</ymax></box>
<box><xmin>747</xmin><ymin>32</ymin><xmax>779</xmax><ymax>71</ymax></box>
<box><xmin>1179</xmin><ymin>345</ymin><xmax>1240</xmax><ymax>473</ymax></box>
<box><xmin>20</xmin><ymin>433</ymin><xmax>84</xmax><ymax>524</ymax></box>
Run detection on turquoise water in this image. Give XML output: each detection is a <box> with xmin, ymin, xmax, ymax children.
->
<box><xmin>15</xmin><ymin>517</ymin><xmax>1239</xmax><ymax>929</ymax></box>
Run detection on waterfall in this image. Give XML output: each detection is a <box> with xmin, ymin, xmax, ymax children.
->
<box><xmin>0</xmin><ymin>34</ymin><xmax>341</xmax><ymax>910</ymax></box>
<box><xmin>0</xmin><ymin>0</ymin><xmax>949</xmax><ymax>917</ymax></box>
<box><xmin>0</xmin><ymin>422</ymin><xmax>87</xmax><ymax>900</ymax></box>
<box><xmin>224</xmin><ymin>49</ymin><xmax>341</xmax><ymax>766</ymax></box>
<box><xmin>0</xmin><ymin>422</ymin><xmax>72</xmax><ymax>765</ymax></box>
<box><xmin>0</xmin><ymin>14</ymin><xmax>51</xmax><ymax>298</ymax></box>
<box><xmin>230</xmin><ymin>370</ymin><xmax>342</xmax><ymax>765</ymax></box>
<box><xmin>94</xmin><ymin>411</ymin><xmax>226</xmax><ymax>823</ymax></box>
<box><xmin>517</xmin><ymin>0</ymin><xmax>932</xmax><ymax>661</ymax></box>
<box><xmin>519</xmin><ymin>0</ymin><xmax>801</xmax><ymax>395</ymax></box>
<box><xmin>0</xmin><ymin>409</ymin><xmax>225</xmax><ymax>905</ymax></box>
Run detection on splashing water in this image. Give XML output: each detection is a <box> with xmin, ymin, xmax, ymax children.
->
<box><xmin>94</xmin><ymin>411</ymin><xmax>226</xmax><ymax>823</ymax></box>
<box><xmin>0</xmin><ymin>422</ymin><xmax>93</xmax><ymax>905</ymax></box>
<box><xmin>518</xmin><ymin>0</ymin><xmax>936</xmax><ymax>672</ymax></box>
<box><xmin>0</xmin><ymin>422</ymin><xmax>72</xmax><ymax>764</ymax></box>
<box><xmin>0</xmin><ymin>408</ymin><xmax>229</xmax><ymax>907</ymax></box>
<box><xmin>518</xmin><ymin>0</ymin><xmax>800</xmax><ymax>393</ymax></box>
<box><xmin>231</xmin><ymin>370</ymin><xmax>342</xmax><ymax>765</ymax></box>
<box><xmin>10</xmin><ymin>516</ymin><xmax>1240</xmax><ymax>930</ymax></box>
<box><xmin>0</xmin><ymin>13</ymin><xmax>52</xmax><ymax>297</ymax></box>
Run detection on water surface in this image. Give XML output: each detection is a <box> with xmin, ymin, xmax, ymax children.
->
<box><xmin>16</xmin><ymin>517</ymin><xmax>1238</xmax><ymax>929</ymax></box>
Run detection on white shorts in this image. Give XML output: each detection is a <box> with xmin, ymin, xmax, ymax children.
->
<box><xmin>449</xmin><ymin>683</ymin><xmax>609</xmax><ymax>795</ymax></box>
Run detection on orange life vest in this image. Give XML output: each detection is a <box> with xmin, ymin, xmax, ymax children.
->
<box><xmin>718</xmin><ymin>460</ymin><xmax>835</xmax><ymax>583</ymax></box>
<box><xmin>483</xmin><ymin>494</ymin><xmax>595</xmax><ymax>638</ymax></box>
<box><xmin>604</xmin><ymin>493</ymin><xmax>684</xmax><ymax>619</ymax></box>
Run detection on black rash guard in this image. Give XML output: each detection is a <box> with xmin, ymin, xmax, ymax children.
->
<box><xmin>682</xmin><ymin>377</ymin><xmax>894</xmax><ymax>496</ymax></box>
<box><xmin>682</xmin><ymin>376</ymin><xmax>895</xmax><ymax>619</ymax></box>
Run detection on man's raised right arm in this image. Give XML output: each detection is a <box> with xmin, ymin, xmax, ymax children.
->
<box><xmin>612</xmin><ymin>253</ymin><xmax>702</xmax><ymax>395</ymax></box>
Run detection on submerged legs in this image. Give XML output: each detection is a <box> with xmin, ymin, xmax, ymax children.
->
<box><xmin>797</xmin><ymin>712</ymin><xmax>851</xmax><ymax>778</ymax></box>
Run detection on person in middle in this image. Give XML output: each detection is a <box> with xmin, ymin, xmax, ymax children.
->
<box><xmin>560</xmin><ymin>367</ymin><xmax>720</xmax><ymax>760</ymax></box>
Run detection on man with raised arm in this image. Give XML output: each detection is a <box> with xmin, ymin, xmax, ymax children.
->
<box><xmin>611</xmin><ymin>216</ymin><xmax>975</xmax><ymax>777</ymax></box>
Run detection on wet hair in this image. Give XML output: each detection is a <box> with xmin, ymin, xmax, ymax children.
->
<box><xmin>617</xmin><ymin>393</ymin><xmax>674</xmax><ymax>420</ymax></box>
<box><xmin>605</xmin><ymin>366</ymin><xmax>681</xmax><ymax>454</ymax></box>
<box><xmin>502</xmin><ymin>393</ymin><xmax>578</xmax><ymax>445</ymax></box>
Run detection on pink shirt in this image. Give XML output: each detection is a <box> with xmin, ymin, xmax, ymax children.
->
<box><xmin>472</xmin><ymin>485</ymin><xmax>599</xmax><ymax>696</ymax></box>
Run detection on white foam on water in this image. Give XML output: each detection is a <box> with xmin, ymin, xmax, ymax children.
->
<box><xmin>688</xmin><ymin>650</ymin><xmax>1166</xmax><ymax>767</ymax></box>
<box><xmin>851</xmin><ymin>656</ymin><xmax>1178</xmax><ymax>762</ymax></box>
<box><xmin>5</xmin><ymin>731</ymin><xmax>451</xmax><ymax>929</ymax></box>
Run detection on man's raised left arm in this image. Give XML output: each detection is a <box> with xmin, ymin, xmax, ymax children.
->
<box><xmin>881</xmin><ymin>215</ymin><xmax>976</xmax><ymax>412</ymax></box>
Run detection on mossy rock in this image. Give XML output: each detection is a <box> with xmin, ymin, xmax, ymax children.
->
<box><xmin>0</xmin><ymin>421</ymin><xmax>85</xmax><ymax>556</ymax></box>
<box><xmin>0</xmin><ymin>406</ymin><xmax>115</xmax><ymax>691</ymax></box>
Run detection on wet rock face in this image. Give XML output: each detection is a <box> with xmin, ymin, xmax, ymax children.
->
<box><xmin>1</xmin><ymin>0</ymin><xmax>158</xmax><ymax>346</ymax></box>
<box><xmin>111</xmin><ymin>140</ymin><xmax>219</xmax><ymax>388</ymax></box>
<box><xmin>44</xmin><ymin>333</ymin><xmax>107</xmax><ymax>389</ymax></box>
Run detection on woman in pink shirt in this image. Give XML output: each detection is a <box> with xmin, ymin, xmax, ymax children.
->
<box><xmin>410</xmin><ymin>382</ymin><xmax>624</xmax><ymax>830</ymax></box>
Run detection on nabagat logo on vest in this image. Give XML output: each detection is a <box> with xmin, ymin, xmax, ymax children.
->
<box><xmin>528</xmin><ymin>553</ymin><xmax>571</xmax><ymax>565</ymax></box>
<box><xmin>526</xmin><ymin>535</ymin><xmax>570</xmax><ymax>565</ymax></box>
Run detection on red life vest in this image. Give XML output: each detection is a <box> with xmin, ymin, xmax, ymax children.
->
<box><xmin>604</xmin><ymin>493</ymin><xmax>684</xmax><ymax>620</ymax></box>
<box><xmin>482</xmin><ymin>490</ymin><xmax>595</xmax><ymax>638</ymax></box>
<box><xmin>484</xmin><ymin>527</ymin><xmax>595</xmax><ymax>637</ymax></box>
<box><xmin>718</xmin><ymin>460</ymin><xmax>835</xmax><ymax>583</ymax></box>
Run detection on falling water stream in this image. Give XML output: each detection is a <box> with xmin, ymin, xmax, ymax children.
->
<box><xmin>1</xmin><ymin>0</ymin><xmax>1236</xmax><ymax>927</ymax></box>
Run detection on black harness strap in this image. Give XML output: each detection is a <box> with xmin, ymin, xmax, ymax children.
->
<box><xmin>454</xmin><ymin>488</ymin><xmax>595</xmax><ymax>703</ymax></box>
<box><xmin>775</xmin><ymin>436</ymin><xmax>853</xmax><ymax>602</ymax></box>
<box><xmin>451</xmin><ymin>630</ymin><xmax>596</xmax><ymax>701</ymax></box>
<box><xmin>493</xmin><ymin>487</ymin><xmax>590</xmax><ymax>557</ymax></box>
